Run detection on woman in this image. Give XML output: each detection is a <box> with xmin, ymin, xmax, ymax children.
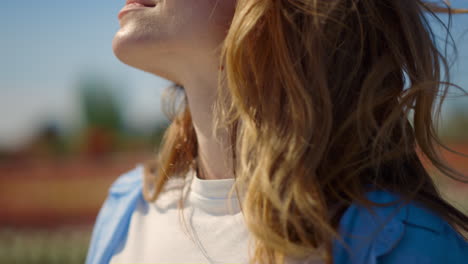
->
<box><xmin>86</xmin><ymin>0</ymin><xmax>468</xmax><ymax>263</ymax></box>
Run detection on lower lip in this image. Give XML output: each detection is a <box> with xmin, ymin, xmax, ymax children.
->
<box><xmin>118</xmin><ymin>3</ymin><xmax>154</xmax><ymax>20</ymax></box>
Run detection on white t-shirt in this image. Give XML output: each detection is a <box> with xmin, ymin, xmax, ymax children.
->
<box><xmin>110</xmin><ymin>167</ymin><xmax>253</xmax><ymax>264</ymax></box>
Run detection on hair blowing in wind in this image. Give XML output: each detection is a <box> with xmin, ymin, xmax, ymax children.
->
<box><xmin>143</xmin><ymin>0</ymin><xmax>468</xmax><ymax>263</ymax></box>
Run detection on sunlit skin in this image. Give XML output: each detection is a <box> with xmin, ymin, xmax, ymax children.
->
<box><xmin>113</xmin><ymin>0</ymin><xmax>237</xmax><ymax>180</ymax></box>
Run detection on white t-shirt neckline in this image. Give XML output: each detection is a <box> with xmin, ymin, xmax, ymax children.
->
<box><xmin>189</xmin><ymin>167</ymin><xmax>237</xmax><ymax>199</ymax></box>
<box><xmin>186</xmin><ymin>167</ymin><xmax>241</xmax><ymax>216</ymax></box>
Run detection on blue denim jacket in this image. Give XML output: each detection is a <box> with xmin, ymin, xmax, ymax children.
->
<box><xmin>86</xmin><ymin>165</ymin><xmax>468</xmax><ymax>264</ymax></box>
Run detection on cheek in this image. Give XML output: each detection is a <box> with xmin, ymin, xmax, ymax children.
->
<box><xmin>161</xmin><ymin>0</ymin><xmax>236</xmax><ymax>49</ymax></box>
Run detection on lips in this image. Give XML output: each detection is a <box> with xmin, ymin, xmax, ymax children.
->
<box><xmin>125</xmin><ymin>0</ymin><xmax>156</xmax><ymax>7</ymax></box>
<box><xmin>118</xmin><ymin>0</ymin><xmax>156</xmax><ymax>20</ymax></box>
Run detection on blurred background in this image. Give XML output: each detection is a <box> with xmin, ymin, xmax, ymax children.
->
<box><xmin>1</xmin><ymin>1</ymin><xmax>468</xmax><ymax>263</ymax></box>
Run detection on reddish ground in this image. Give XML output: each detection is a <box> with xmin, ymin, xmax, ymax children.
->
<box><xmin>0</xmin><ymin>152</ymin><xmax>151</xmax><ymax>228</ymax></box>
<box><xmin>425</xmin><ymin>143</ymin><xmax>468</xmax><ymax>213</ymax></box>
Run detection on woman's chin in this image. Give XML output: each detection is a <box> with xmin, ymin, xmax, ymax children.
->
<box><xmin>111</xmin><ymin>37</ymin><xmax>174</xmax><ymax>81</ymax></box>
<box><xmin>112</xmin><ymin>37</ymin><xmax>131</xmax><ymax>65</ymax></box>
<box><xmin>112</xmin><ymin>30</ymin><xmax>146</xmax><ymax>66</ymax></box>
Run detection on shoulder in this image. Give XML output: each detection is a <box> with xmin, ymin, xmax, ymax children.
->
<box><xmin>333</xmin><ymin>190</ymin><xmax>468</xmax><ymax>264</ymax></box>
<box><xmin>108</xmin><ymin>164</ymin><xmax>145</xmax><ymax>196</ymax></box>
<box><xmin>93</xmin><ymin>163</ymin><xmax>145</xmax><ymax>225</ymax></box>
<box><xmin>85</xmin><ymin>164</ymin><xmax>145</xmax><ymax>264</ymax></box>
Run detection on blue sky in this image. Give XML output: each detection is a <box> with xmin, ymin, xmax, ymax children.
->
<box><xmin>0</xmin><ymin>0</ymin><xmax>467</xmax><ymax>149</ymax></box>
<box><xmin>0</xmin><ymin>0</ymin><xmax>171</xmax><ymax>149</ymax></box>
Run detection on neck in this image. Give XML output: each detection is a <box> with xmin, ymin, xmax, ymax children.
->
<box><xmin>180</xmin><ymin>65</ymin><xmax>234</xmax><ymax>180</ymax></box>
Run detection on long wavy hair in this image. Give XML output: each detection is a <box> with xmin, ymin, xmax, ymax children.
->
<box><xmin>142</xmin><ymin>0</ymin><xmax>468</xmax><ymax>263</ymax></box>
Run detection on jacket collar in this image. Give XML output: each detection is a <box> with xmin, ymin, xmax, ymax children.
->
<box><xmin>366</xmin><ymin>190</ymin><xmax>445</xmax><ymax>234</ymax></box>
<box><xmin>86</xmin><ymin>164</ymin><xmax>145</xmax><ymax>264</ymax></box>
<box><xmin>109</xmin><ymin>164</ymin><xmax>145</xmax><ymax>195</ymax></box>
